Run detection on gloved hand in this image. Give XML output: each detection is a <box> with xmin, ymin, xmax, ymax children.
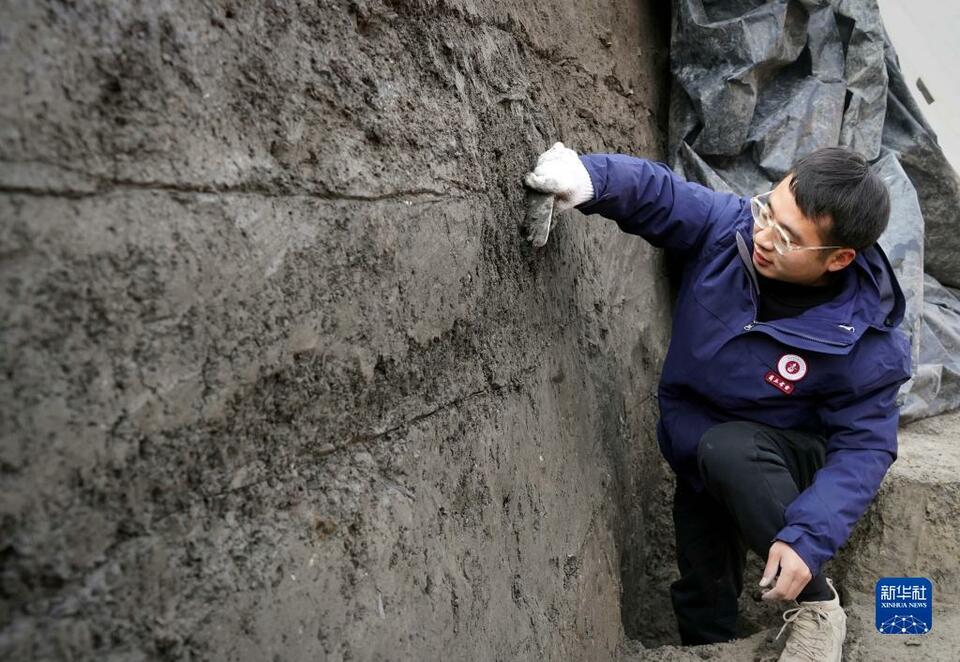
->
<box><xmin>523</xmin><ymin>142</ymin><xmax>594</xmax><ymax>212</ymax></box>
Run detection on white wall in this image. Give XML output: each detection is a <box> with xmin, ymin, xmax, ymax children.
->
<box><xmin>878</xmin><ymin>0</ymin><xmax>960</xmax><ymax>171</ymax></box>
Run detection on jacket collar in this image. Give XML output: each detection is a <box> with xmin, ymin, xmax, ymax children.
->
<box><xmin>736</xmin><ymin>230</ymin><xmax>905</xmax><ymax>354</ymax></box>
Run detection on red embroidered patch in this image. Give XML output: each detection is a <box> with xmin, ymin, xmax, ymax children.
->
<box><xmin>765</xmin><ymin>370</ymin><xmax>794</xmax><ymax>395</ymax></box>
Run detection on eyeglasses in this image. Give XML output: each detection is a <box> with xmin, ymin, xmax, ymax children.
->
<box><xmin>750</xmin><ymin>191</ymin><xmax>842</xmax><ymax>255</ymax></box>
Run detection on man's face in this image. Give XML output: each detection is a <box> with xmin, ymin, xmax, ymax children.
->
<box><xmin>751</xmin><ymin>175</ymin><xmax>855</xmax><ymax>286</ymax></box>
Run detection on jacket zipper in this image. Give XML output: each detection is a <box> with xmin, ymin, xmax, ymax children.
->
<box><xmin>742</xmin><ymin>320</ymin><xmax>850</xmax><ymax>347</ymax></box>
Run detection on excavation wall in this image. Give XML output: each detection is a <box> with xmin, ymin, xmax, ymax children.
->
<box><xmin>0</xmin><ymin>1</ymin><xmax>673</xmax><ymax>660</ymax></box>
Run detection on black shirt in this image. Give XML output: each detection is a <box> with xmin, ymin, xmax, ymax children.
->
<box><xmin>756</xmin><ymin>272</ymin><xmax>845</xmax><ymax>322</ymax></box>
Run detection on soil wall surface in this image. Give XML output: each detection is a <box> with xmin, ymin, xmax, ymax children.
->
<box><xmin>1</xmin><ymin>1</ymin><xmax>673</xmax><ymax>660</ymax></box>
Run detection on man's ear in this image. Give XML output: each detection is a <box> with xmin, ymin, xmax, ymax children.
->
<box><xmin>826</xmin><ymin>248</ymin><xmax>856</xmax><ymax>272</ymax></box>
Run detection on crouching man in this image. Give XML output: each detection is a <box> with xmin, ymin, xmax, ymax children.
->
<box><xmin>525</xmin><ymin>144</ymin><xmax>911</xmax><ymax>661</ymax></box>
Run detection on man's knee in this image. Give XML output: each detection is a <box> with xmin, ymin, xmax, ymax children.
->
<box><xmin>697</xmin><ymin>421</ymin><xmax>762</xmax><ymax>487</ymax></box>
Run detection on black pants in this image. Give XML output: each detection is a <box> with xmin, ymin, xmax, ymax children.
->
<box><xmin>669</xmin><ymin>420</ymin><xmax>833</xmax><ymax>645</ymax></box>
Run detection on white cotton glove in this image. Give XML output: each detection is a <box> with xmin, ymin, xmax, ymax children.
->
<box><xmin>523</xmin><ymin>142</ymin><xmax>594</xmax><ymax>212</ymax></box>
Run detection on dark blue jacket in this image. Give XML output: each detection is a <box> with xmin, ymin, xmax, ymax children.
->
<box><xmin>577</xmin><ymin>154</ymin><xmax>912</xmax><ymax>577</ymax></box>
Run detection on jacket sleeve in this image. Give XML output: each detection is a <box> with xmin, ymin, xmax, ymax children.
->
<box><xmin>773</xmin><ymin>374</ymin><xmax>908</xmax><ymax>577</ymax></box>
<box><xmin>575</xmin><ymin>154</ymin><xmax>743</xmax><ymax>259</ymax></box>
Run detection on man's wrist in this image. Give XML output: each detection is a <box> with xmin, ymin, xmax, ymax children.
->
<box><xmin>573</xmin><ymin>155</ymin><xmax>597</xmax><ymax>208</ymax></box>
<box><xmin>774</xmin><ymin>534</ymin><xmax>820</xmax><ymax>578</ymax></box>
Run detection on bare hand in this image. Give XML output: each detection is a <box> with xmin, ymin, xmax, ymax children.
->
<box><xmin>759</xmin><ymin>541</ymin><xmax>812</xmax><ymax>602</ymax></box>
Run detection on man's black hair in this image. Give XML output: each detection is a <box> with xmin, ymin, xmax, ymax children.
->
<box><xmin>787</xmin><ymin>146</ymin><xmax>890</xmax><ymax>251</ymax></box>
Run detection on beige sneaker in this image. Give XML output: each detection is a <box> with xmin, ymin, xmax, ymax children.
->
<box><xmin>775</xmin><ymin>578</ymin><xmax>846</xmax><ymax>662</ymax></box>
